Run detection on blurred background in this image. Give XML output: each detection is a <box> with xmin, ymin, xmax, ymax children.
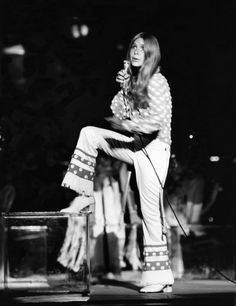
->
<box><xmin>0</xmin><ymin>0</ymin><xmax>235</xmax><ymax>228</ymax></box>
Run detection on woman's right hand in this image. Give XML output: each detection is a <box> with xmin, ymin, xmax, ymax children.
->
<box><xmin>115</xmin><ymin>69</ymin><xmax>130</xmax><ymax>87</ymax></box>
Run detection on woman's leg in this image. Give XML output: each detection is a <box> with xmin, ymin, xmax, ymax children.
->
<box><xmin>133</xmin><ymin>139</ymin><xmax>174</xmax><ymax>291</ymax></box>
<box><xmin>61</xmin><ymin>126</ymin><xmax>135</xmax><ymax>212</ymax></box>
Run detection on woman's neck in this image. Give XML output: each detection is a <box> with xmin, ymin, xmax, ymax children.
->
<box><xmin>131</xmin><ymin>66</ymin><xmax>140</xmax><ymax>77</ymax></box>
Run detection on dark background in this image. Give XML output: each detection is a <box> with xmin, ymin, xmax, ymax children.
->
<box><xmin>0</xmin><ymin>0</ymin><xmax>235</xmax><ymax>223</ymax></box>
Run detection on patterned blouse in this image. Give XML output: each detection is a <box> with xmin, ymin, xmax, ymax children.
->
<box><xmin>110</xmin><ymin>72</ymin><xmax>172</xmax><ymax>145</ymax></box>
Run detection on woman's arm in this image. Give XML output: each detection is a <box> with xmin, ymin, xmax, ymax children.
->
<box><xmin>110</xmin><ymin>90</ymin><xmax>130</xmax><ymax>120</ymax></box>
<box><xmin>121</xmin><ymin>74</ymin><xmax>172</xmax><ymax>134</ymax></box>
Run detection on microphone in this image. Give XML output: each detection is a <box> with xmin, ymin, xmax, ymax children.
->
<box><xmin>122</xmin><ymin>60</ymin><xmax>130</xmax><ymax>93</ymax></box>
<box><xmin>123</xmin><ymin>60</ymin><xmax>130</xmax><ymax>73</ymax></box>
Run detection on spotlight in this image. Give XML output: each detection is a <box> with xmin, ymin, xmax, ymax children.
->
<box><xmin>71</xmin><ymin>24</ymin><xmax>80</xmax><ymax>38</ymax></box>
<box><xmin>209</xmin><ymin>156</ymin><xmax>220</xmax><ymax>162</ymax></box>
<box><xmin>80</xmin><ymin>24</ymin><xmax>89</xmax><ymax>36</ymax></box>
<box><xmin>3</xmin><ymin>44</ymin><xmax>25</xmax><ymax>55</ymax></box>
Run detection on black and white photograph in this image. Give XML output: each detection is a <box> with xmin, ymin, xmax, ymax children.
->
<box><xmin>0</xmin><ymin>1</ymin><xmax>236</xmax><ymax>305</ymax></box>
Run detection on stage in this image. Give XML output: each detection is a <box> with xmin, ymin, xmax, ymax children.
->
<box><xmin>1</xmin><ymin>271</ymin><xmax>236</xmax><ymax>306</ymax></box>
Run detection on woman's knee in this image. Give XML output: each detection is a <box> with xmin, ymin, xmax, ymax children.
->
<box><xmin>80</xmin><ymin>126</ymin><xmax>97</xmax><ymax>138</ymax></box>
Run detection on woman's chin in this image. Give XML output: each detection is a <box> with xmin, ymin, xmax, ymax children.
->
<box><xmin>131</xmin><ymin>61</ymin><xmax>142</xmax><ymax>67</ymax></box>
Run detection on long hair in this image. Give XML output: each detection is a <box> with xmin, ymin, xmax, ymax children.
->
<box><xmin>126</xmin><ymin>32</ymin><xmax>161</xmax><ymax>109</ymax></box>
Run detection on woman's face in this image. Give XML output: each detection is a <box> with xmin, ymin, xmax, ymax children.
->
<box><xmin>129</xmin><ymin>37</ymin><xmax>145</xmax><ymax>67</ymax></box>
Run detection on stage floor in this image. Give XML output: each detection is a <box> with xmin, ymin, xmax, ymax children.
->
<box><xmin>1</xmin><ymin>271</ymin><xmax>236</xmax><ymax>306</ymax></box>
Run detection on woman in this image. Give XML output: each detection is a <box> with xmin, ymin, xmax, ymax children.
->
<box><xmin>60</xmin><ymin>32</ymin><xmax>174</xmax><ymax>293</ymax></box>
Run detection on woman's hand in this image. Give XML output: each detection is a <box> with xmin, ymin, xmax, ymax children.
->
<box><xmin>105</xmin><ymin>117</ymin><xmax>126</xmax><ymax>131</ymax></box>
<box><xmin>105</xmin><ymin>116</ymin><xmax>144</xmax><ymax>134</ymax></box>
<box><xmin>116</xmin><ymin>69</ymin><xmax>130</xmax><ymax>88</ymax></box>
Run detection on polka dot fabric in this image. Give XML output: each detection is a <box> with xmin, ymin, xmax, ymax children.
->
<box><xmin>111</xmin><ymin>73</ymin><xmax>172</xmax><ymax>145</ymax></box>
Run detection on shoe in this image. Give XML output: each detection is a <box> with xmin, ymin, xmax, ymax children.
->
<box><xmin>140</xmin><ymin>284</ymin><xmax>173</xmax><ymax>293</ymax></box>
<box><xmin>60</xmin><ymin>196</ymin><xmax>95</xmax><ymax>215</ymax></box>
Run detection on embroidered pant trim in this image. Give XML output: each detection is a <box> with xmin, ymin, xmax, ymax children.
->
<box><xmin>141</xmin><ymin>244</ymin><xmax>174</xmax><ymax>286</ymax></box>
<box><xmin>62</xmin><ymin>126</ymin><xmax>174</xmax><ymax>284</ymax></box>
<box><xmin>62</xmin><ymin>146</ymin><xmax>96</xmax><ymax>195</ymax></box>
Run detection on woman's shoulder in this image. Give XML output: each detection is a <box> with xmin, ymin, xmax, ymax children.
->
<box><xmin>149</xmin><ymin>72</ymin><xmax>170</xmax><ymax>89</ymax></box>
<box><xmin>151</xmin><ymin>71</ymin><xmax>168</xmax><ymax>82</ymax></box>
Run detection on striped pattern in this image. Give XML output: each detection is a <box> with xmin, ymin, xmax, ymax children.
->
<box><xmin>66</xmin><ymin>148</ymin><xmax>96</xmax><ymax>181</ymax></box>
<box><xmin>61</xmin><ymin>147</ymin><xmax>96</xmax><ymax>195</ymax></box>
<box><xmin>67</xmin><ymin>163</ymin><xmax>95</xmax><ymax>181</ymax></box>
<box><xmin>143</xmin><ymin>244</ymin><xmax>171</xmax><ymax>271</ymax></box>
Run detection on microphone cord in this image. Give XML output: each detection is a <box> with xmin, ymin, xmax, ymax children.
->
<box><xmin>119</xmin><ymin>62</ymin><xmax>236</xmax><ymax>284</ymax></box>
<box><xmin>139</xmin><ymin>135</ymin><xmax>236</xmax><ymax>285</ymax></box>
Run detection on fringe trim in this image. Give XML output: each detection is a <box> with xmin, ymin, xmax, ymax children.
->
<box><xmin>62</xmin><ymin>172</ymin><xmax>94</xmax><ymax>196</ymax></box>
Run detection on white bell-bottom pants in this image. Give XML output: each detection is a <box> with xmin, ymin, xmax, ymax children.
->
<box><xmin>62</xmin><ymin>126</ymin><xmax>174</xmax><ymax>286</ymax></box>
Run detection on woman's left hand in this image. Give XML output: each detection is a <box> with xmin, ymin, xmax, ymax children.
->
<box><xmin>105</xmin><ymin>117</ymin><xmax>126</xmax><ymax>131</ymax></box>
